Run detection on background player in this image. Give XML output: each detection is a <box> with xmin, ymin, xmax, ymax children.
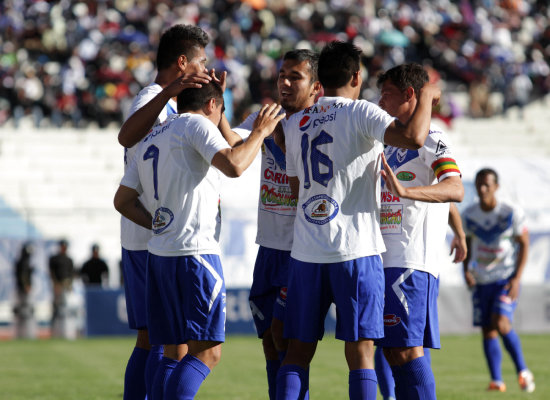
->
<box><xmin>462</xmin><ymin>168</ymin><xmax>535</xmax><ymax>393</ymax></box>
<box><xmin>376</xmin><ymin>63</ymin><xmax>464</xmax><ymax>400</ymax></box>
<box><xmin>114</xmin><ymin>82</ymin><xmax>285</xmax><ymax>399</ymax></box>
<box><xmin>118</xmin><ymin>24</ymin><xmax>212</xmax><ymax>400</ymax></box>
<box><xmin>229</xmin><ymin>49</ymin><xmax>321</xmax><ymax>399</ymax></box>
<box><xmin>278</xmin><ymin>41</ymin><xmax>440</xmax><ymax>400</ymax></box>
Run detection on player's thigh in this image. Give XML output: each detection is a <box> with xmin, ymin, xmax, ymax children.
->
<box><xmin>331</xmin><ymin>256</ymin><xmax>384</xmax><ymax>342</ymax></box>
<box><xmin>284</xmin><ymin>259</ymin><xmax>332</xmax><ymax>343</ymax></box>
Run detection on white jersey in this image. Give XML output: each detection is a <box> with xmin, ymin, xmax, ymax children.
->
<box><xmin>121</xmin><ymin>113</ymin><xmax>230</xmax><ymax>257</ymax></box>
<box><xmin>285</xmin><ymin>96</ymin><xmax>395</xmax><ymax>263</ymax></box>
<box><xmin>381</xmin><ymin>124</ymin><xmax>461</xmax><ymax>277</ymax></box>
<box><xmin>462</xmin><ymin>199</ymin><xmax>527</xmax><ymax>284</ymax></box>
<box><xmin>236</xmin><ymin>112</ymin><xmax>295</xmax><ymax>251</ymax></box>
<box><xmin>121</xmin><ymin>83</ymin><xmax>177</xmax><ymax>250</ymax></box>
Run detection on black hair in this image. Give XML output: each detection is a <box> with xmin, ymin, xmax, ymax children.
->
<box><xmin>475</xmin><ymin>168</ymin><xmax>499</xmax><ymax>184</ymax></box>
<box><xmin>156</xmin><ymin>24</ymin><xmax>209</xmax><ymax>70</ymax></box>
<box><xmin>318</xmin><ymin>41</ymin><xmax>361</xmax><ymax>89</ymax></box>
<box><xmin>177</xmin><ymin>81</ymin><xmax>224</xmax><ymax>113</ymax></box>
<box><xmin>283</xmin><ymin>49</ymin><xmax>319</xmax><ymax>82</ymax></box>
<box><xmin>377</xmin><ymin>63</ymin><xmax>428</xmax><ymax>98</ymax></box>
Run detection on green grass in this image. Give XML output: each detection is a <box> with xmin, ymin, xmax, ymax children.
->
<box><xmin>0</xmin><ymin>334</ymin><xmax>548</xmax><ymax>399</ymax></box>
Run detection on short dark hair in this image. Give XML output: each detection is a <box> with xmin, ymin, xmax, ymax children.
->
<box><xmin>318</xmin><ymin>41</ymin><xmax>361</xmax><ymax>89</ymax></box>
<box><xmin>475</xmin><ymin>168</ymin><xmax>499</xmax><ymax>184</ymax></box>
<box><xmin>156</xmin><ymin>24</ymin><xmax>209</xmax><ymax>70</ymax></box>
<box><xmin>283</xmin><ymin>49</ymin><xmax>319</xmax><ymax>83</ymax></box>
<box><xmin>377</xmin><ymin>63</ymin><xmax>428</xmax><ymax>98</ymax></box>
<box><xmin>177</xmin><ymin>81</ymin><xmax>224</xmax><ymax>113</ymax></box>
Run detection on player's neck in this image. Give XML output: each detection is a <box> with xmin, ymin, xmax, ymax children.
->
<box><xmin>323</xmin><ymin>86</ymin><xmax>357</xmax><ymax>100</ymax></box>
<box><xmin>480</xmin><ymin>198</ymin><xmax>497</xmax><ymax>211</ymax></box>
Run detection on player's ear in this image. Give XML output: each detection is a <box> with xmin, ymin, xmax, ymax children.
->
<box><xmin>405</xmin><ymin>86</ymin><xmax>415</xmax><ymax>102</ymax></box>
<box><xmin>204</xmin><ymin>97</ymin><xmax>216</xmax><ymax>115</ymax></box>
<box><xmin>311</xmin><ymin>80</ymin><xmax>322</xmax><ymax>97</ymax></box>
<box><xmin>351</xmin><ymin>70</ymin><xmax>361</xmax><ymax>87</ymax></box>
<box><xmin>177</xmin><ymin>54</ymin><xmax>188</xmax><ymax>72</ymax></box>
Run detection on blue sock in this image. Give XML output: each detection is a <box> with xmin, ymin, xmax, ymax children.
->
<box><xmin>145</xmin><ymin>345</ymin><xmax>164</xmax><ymax>397</ymax></box>
<box><xmin>375</xmin><ymin>348</ymin><xmax>395</xmax><ymax>399</ymax></box>
<box><xmin>349</xmin><ymin>369</ymin><xmax>377</xmax><ymax>400</ymax></box>
<box><xmin>299</xmin><ymin>367</ymin><xmax>309</xmax><ymax>400</ymax></box>
<box><xmin>165</xmin><ymin>354</ymin><xmax>211</xmax><ymax>399</ymax></box>
<box><xmin>276</xmin><ymin>364</ymin><xmax>305</xmax><ymax>400</ymax></box>
<box><xmin>151</xmin><ymin>356</ymin><xmax>177</xmax><ymax>400</ymax></box>
<box><xmin>390</xmin><ymin>365</ymin><xmax>406</xmax><ymax>400</ymax></box>
<box><xmin>402</xmin><ymin>356</ymin><xmax>436</xmax><ymax>400</ymax></box>
<box><xmin>483</xmin><ymin>337</ymin><xmax>502</xmax><ymax>382</ymax></box>
<box><xmin>124</xmin><ymin>347</ymin><xmax>148</xmax><ymax>400</ymax></box>
<box><xmin>266</xmin><ymin>359</ymin><xmax>281</xmax><ymax>400</ymax></box>
<box><xmin>502</xmin><ymin>330</ymin><xmax>527</xmax><ymax>373</ymax></box>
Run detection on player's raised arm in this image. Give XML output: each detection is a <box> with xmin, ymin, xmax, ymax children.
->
<box><xmin>212</xmin><ymin>103</ymin><xmax>285</xmax><ymax>177</ymax></box>
<box><xmin>383</xmin><ymin>82</ymin><xmax>441</xmax><ymax>150</ymax></box>
<box><xmin>118</xmin><ymin>73</ymin><xmax>211</xmax><ymax>148</ymax></box>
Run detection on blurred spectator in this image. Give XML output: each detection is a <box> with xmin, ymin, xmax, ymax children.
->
<box><xmin>80</xmin><ymin>244</ymin><xmax>109</xmax><ymax>287</ymax></box>
<box><xmin>469</xmin><ymin>75</ymin><xmax>493</xmax><ymax>118</ymax></box>
<box><xmin>0</xmin><ymin>0</ymin><xmax>548</xmax><ymax>128</ymax></box>
<box><xmin>14</xmin><ymin>241</ymin><xmax>36</xmax><ymax>338</ymax></box>
<box><xmin>48</xmin><ymin>238</ymin><xmax>74</xmax><ymax>336</ymax></box>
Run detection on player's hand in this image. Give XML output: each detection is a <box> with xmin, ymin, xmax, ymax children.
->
<box><xmin>450</xmin><ymin>234</ymin><xmax>467</xmax><ymax>263</ymax></box>
<box><xmin>464</xmin><ymin>270</ymin><xmax>476</xmax><ymax>288</ymax></box>
<box><xmin>252</xmin><ymin>103</ymin><xmax>286</xmax><ymax>138</ymax></box>
<box><xmin>420</xmin><ymin>82</ymin><xmax>441</xmax><ymax>107</ymax></box>
<box><xmin>381</xmin><ymin>152</ymin><xmax>407</xmax><ymax>198</ymax></box>
<box><xmin>210</xmin><ymin>69</ymin><xmax>227</xmax><ymax>92</ymax></box>
<box><xmin>505</xmin><ymin>276</ymin><xmax>520</xmax><ymax>301</ymax></box>
<box><xmin>163</xmin><ymin>72</ymin><xmax>212</xmax><ymax>98</ymax></box>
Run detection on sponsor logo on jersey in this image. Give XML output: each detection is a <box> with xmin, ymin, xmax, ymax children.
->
<box><xmin>260</xmin><ymin>184</ymin><xmax>298</xmax><ymax>210</ymax></box>
<box><xmin>300</xmin><ymin>112</ymin><xmax>337</xmax><ymax>131</ymax></box>
<box><xmin>380</xmin><ymin>207</ymin><xmax>402</xmax><ymax>225</ymax></box>
<box><xmin>384</xmin><ymin>314</ymin><xmax>401</xmax><ymax>326</ymax></box>
<box><xmin>381</xmin><ymin>191</ymin><xmax>400</xmax><ymax>203</ymax></box>
<box><xmin>396</xmin><ymin>171</ymin><xmax>416</xmax><ymax>181</ymax></box>
<box><xmin>299</xmin><ymin>116</ymin><xmax>311</xmax><ymax>131</ymax></box>
<box><xmin>152</xmin><ymin>207</ymin><xmax>174</xmax><ymax>234</ymax></box>
<box><xmin>302</xmin><ymin>194</ymin><xmax>339</xmax><ymax>225</ymax></box>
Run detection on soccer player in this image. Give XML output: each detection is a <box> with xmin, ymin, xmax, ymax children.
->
<box><xmin>374</xmin><ymin>203</ymin><xmax>467</xmax><ymax>400</ymax></box>
<box><xmin>118</xmin><ymin>24</ymin><xmax>212</xmax><ymax>400</ymax></box>
<box><xmin>375</xmin><ymin>63</ymin><xmax>464</xmax><ymax>400</ymax></box>
<box><xmin>278</xmin><ymin>41</ymin><xmax>440</xmax><ymax>400</ymax></box>
<box><xmin>229</xmin><ymin>49</ymin><xmax>321</xmax><ymax>399</ymax></box>
<box><xmin>462</xmin><ymin>168</ymin><xmax>535</xmax><ymax>393</ymax></box>
<box><xmin>114</xmin><ymin>82</ymin><xmax>285</xmax><ymax>399</ymax></box>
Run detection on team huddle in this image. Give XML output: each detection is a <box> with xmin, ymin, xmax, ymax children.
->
<box><xmin>113</xmin><ymin>24</ymin><xmax>535</xmax><ymax>400</ymax></box>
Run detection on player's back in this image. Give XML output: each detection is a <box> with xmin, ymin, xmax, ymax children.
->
<box><xmin>284</xmin><ymin>96</ymin><xmax>393</xmax><ymax>263</ymax></box>
<box><xmin>134</xmin><ymin>113</ymin><xmax>223</xmax><ymax>257</ymax></box>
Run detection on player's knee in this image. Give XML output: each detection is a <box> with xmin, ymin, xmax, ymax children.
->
<box><xmin>496</xmin><ymin>316</ymin><xmax>512</xmax><ymax>335</ymax></box>
<box><xmin>270</xmin><ymin>319</ymin><xmax>287</xmax><ymax>352</ymax></box>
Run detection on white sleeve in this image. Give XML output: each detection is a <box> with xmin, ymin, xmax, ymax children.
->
<box><xmin>120</xmin><ymin>151</ymin><xmax>142</xmax><ymax>194</ymax></box>
<box><xmin>180</xmin><ymin>117</ymin><xmax>231</xmax><ymax>163</ymax></box>
<box><xmin>353</xmin><ymin>100</ymin><xmax>394</xmax><ymax>144</ymax></box>
<box><xmin>234</xmin><ymin>111</ymin><xmax>259</xmax><ymax>138</ymax></box>
<box><xmin>422</xmin><ymin>126</ymin><xmax>461</xmax><ymax>182</ymax></box>
<box><xmin>512</xmin><ymin>205</ymin><xmax>528</xmax><ymax>236</ymax></box>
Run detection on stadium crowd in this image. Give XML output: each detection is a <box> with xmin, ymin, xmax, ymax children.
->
<box><xmin>1</xmin><ymin>0</ymin><xmax>549</xmax><ymax>129</ymax></box>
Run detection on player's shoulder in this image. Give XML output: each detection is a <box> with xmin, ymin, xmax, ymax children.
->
<box><xmin>497</xmin><ymin>198</ymin><xmax>522</xmax><ymax>215</ymax></box>
<box><xmin>462</xmin><ymin>202</ymin><xmax>480</xmax><ymax>217</ymax></box>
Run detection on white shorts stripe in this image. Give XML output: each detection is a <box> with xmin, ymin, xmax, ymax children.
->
<box><xmin>391</xmin><ymin>268</ymin><xmax>414</xmax><ymax>315</ymax></box>
<box><xmin>194</xmin><ymin>255</ymin><xmax>223</xmax><ymax>312</ymax></box>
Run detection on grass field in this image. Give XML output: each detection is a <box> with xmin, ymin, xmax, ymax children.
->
<box><xmin>1</xmin><ymin>334</ymin><xmax>548</xmax><ymax>399</ymax></box>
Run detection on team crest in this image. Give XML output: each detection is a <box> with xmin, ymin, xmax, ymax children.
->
<box><xmin>302</xmin><ymin>194</ymin><xmax>339</xmax><ymax>225</ymax></box>
<box><xmin>153</xmin><ymin>207</ymin><xmax>174</xmax><ymax>234</ymax></box>
<box><xmin>396</xmin><ymin>148</ymin><xmax>408</xmax><ymax>163</ymax></box>
<box><xmin>299</xmin><ymin>115</ymin><xmax>311</xmax><ymax>131</ymax></box>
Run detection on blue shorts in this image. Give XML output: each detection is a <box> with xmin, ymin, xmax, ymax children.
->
<box><xmin>249</xmin><ymin>246</ymin><xmax>290</xmax><ymax>338</ymax></box>
<box><xmin>121</xmin><ymin>248</ymin><xmax>148</xmax><ymax>330</ymax></box>
<box><xmin>472</xmin><ymin>279</ymin><xmax>517</xmax><ymax>327</ymax></box>
<box><xmin>146</xmin><ymin>254</ymin><xmax>226</xmax><ymax>345</ymax></box>
<box><xmin>284</xmin><ymin>255</ymin><xmax>384</xmax><ymax>343</ymax></box>
<box><xmin>375</xmin><ymin>268</ymin><xmax>440</xmax><ymax>349</ymax></box>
